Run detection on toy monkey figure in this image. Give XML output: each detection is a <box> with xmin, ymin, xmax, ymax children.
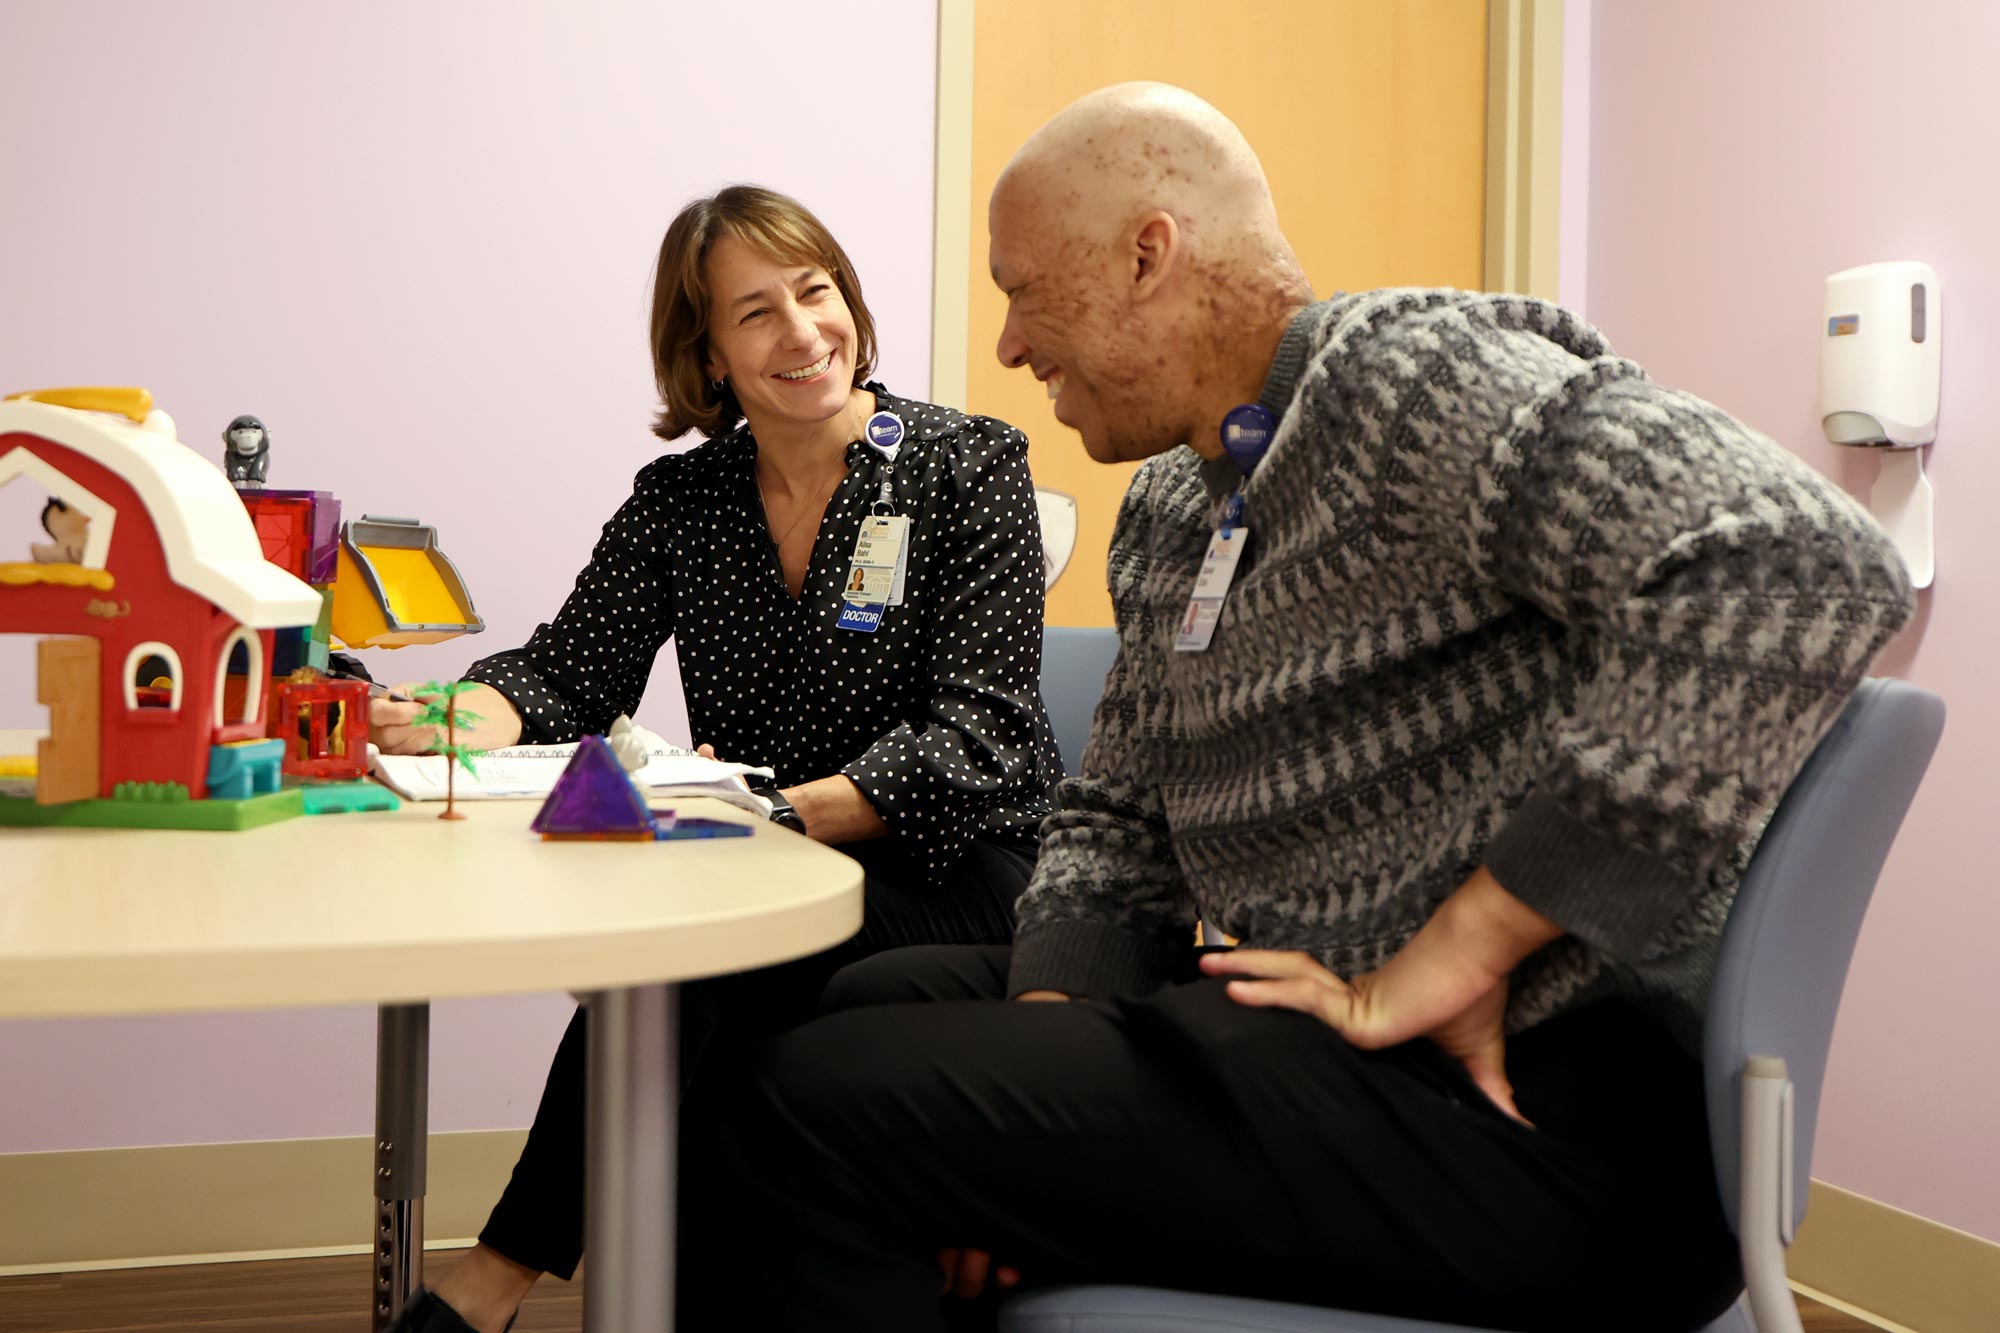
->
<box><xmin>30</xmin><ymin>498</ymin><xmax>89</xmax><ymax>564</ymax></box>
<box><xmin>223</xmin><ymin>414</ymin><xmax>271</xmax><ymax>488</ymax></box>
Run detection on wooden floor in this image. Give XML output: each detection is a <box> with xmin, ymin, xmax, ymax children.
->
<box><xmin>0</xmin><ymin>1252</ymin><xmax>1881</xmax><ymax>1332</ymax></box>
<box><xmin>0</xmin><ymin>1255</ymin><xmax>580</xmax><ymax>1333</ymax></box>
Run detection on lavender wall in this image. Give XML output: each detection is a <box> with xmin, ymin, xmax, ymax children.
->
<box><xmin>1585</xmin><ymin>2</ymin><xmax>1999</xmax><ymax>1241</ymax></box>
<box><xmin>0</xmin><ymin>0</ymin><xmax>939</xmax><ymax>1150</ymax></box>
<box><xmin>1556</xmin><ymin>0</ymin><xmax>1590</xmax><ymax>313</ymax></box>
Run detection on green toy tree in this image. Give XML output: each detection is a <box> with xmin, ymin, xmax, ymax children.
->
<box><xmin>413</xmin><ymin>680</ymin><xmax>486</xmax><ymax>820</ymax></box>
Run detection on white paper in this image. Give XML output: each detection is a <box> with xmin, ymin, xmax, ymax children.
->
<box><xmin>368</xmin><ymin>738</ymin><xmax>773</xmax><ymax>805</ymax></box>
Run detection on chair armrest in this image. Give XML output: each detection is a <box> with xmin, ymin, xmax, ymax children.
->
<box><xmin>1741</xmin><ymin>1055</ymin><xmax>1804</xmax><ymax>1333</ymax></box>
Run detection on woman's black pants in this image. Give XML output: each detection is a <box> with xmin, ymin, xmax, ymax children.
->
<box><xmin>475</xmin><ymin>835</ymin><xmax>1034</xmax><ymax>1280</ymax></box>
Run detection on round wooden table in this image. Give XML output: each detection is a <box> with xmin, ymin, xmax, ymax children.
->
<box><xmin>0</xmin><ymin>762</ymin><xmax>864</xmax><ymax>1332</ymax></box>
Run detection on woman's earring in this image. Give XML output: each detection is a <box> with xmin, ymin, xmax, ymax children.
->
<box><xmin>711</xmin><ymin>377</ymin><xmax>726</xmax><ymax>394</ymax></box>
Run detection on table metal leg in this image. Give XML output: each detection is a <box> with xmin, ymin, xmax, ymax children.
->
<box><xmin>373</xmin><ymin>1003</ymin><xmax>430</xmax><ymax>1332</ymax></box>
<box><xmin>584</xmin><ymin>983</ymin><xmax>678</xmax><ymax>1333</ymax></box>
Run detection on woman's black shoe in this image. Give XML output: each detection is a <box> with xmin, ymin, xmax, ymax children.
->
<box><xmin>383</xmin><ymin>1290</ymin><xmax>476</xmax><ymax>1333</ymax></box>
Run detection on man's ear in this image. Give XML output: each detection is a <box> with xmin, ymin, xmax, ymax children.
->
<box><xmin>1129</xmin><ymin>210</ymin><xmax>1180</xmax><ymax>301</ymax></box>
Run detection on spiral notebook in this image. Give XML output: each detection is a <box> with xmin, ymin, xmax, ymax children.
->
<box><xmin>368</xmin><ymin>738</ymin><xmax>773</xmax><ymax>814</ymax></box>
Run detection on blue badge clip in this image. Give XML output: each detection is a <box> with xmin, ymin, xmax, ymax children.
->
<box><xmin>1220</xmin><ymin>403</ymin><xmax>1276</xmax><ymax>475</ymax></box>
<box><xmin>864</xmin><ymin>411</ymin><xmax>906</xmax><ymax>458</ymax></box>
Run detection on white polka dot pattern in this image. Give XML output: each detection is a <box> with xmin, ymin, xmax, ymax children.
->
<box><xmin>464</xmin><ymin>387</ymin><xmax>1060</xmax><ymax>879</ymax></box>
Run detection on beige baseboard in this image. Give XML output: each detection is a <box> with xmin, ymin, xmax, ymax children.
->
<box><xmin>1789</xmin><ymin>1281</ymin><xmax>1921</xmax><ymax>1333</ymax></box>
<box><xmin>0</xmin><ymin>1129</ymin><xmax>526</xmax><ymax>1276</ymax></box>
<box><xmin>1790</xmin><ymin>1179</ymin><xmax>2000</xmax><ymax>1333</ymax></box>
<box><xmin>6</xmin><ymin>1142</ymin><xmax>1997</xmax><ymax>1331</ymax></box>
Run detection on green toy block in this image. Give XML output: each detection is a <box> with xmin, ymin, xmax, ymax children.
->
<box><xmin>300</xmin><ymin>781</ymin><xmax>401</xmax><ymax>815</ymax></box>
<box><xmin>313</xmin><ymin>585</ymin><xmax>335</xmax><ymax>641</ymax></box>
<box><xmin>0</xmin><ymin>787</ymin><xmax>306</xmax><ymax>831</ymax></box>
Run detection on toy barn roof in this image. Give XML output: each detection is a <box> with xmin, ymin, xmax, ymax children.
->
<box><xmin>0</xmin><ymin>400</ymin><xmax>322</xmax><ymax>627</ymax></box>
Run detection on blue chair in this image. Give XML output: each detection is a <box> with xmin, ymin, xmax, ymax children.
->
<box><xmin>1040</xmin><ymin>626</ymin><xmax>1120</xmax><ymax>777</ymax></box>
<box><xmin>1001</xmin><ymin>678</ymin><xmax>1945</xmax><ymax>1333</ymax></box>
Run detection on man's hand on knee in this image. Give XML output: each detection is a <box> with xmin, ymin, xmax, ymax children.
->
<box><xmin>1199</xmin><ymin>866</ymin><xmax>1562</xmax><ymax>1124</ymax></box>
<box><xmin>1200</xmin><ymin>947</ymin><xmax>1526</xmax><ymax>1120</ymax></box>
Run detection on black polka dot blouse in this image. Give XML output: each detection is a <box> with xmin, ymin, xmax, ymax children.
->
<box><xmin>463</xmin><ymin>387</ymin><xmax>1060</xmax><ymax>880</ymax></box>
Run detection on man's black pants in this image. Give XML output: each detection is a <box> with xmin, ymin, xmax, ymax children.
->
<box><xmin>477</xmin><ymin>837</ymin><xmax>1034</xmax><ymax>1280</ymax></box>
<box><xmin>679</xmin><ymin>944</ymin><xmax>1745</xmax><ymax>1333</ymax></box>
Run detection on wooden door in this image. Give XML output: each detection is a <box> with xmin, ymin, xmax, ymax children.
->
<box><xmin>960</xmin><ymin>0</ymin><xmax>1491</xmax><ymax>625</ymax></box>
<box><xmin>37</xmin><ymin>636</ymin><xmax>100</xmax><ymax>804</ymax></box>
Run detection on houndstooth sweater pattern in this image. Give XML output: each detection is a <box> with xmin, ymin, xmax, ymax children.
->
<box><xmin>1008</xmin><ymin>289</ymin><xmax>1916</xmax><ymax>1047</ymax></box>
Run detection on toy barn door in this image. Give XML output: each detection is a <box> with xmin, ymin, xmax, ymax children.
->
<box><xmin>36</xmin><ymin>636</ymin><xmax>100</xmax><ymax>804</ymax></box>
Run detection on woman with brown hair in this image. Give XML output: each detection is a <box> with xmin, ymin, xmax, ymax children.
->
<box><xmin>372</xmin><ymin>185</ymin><xmax>1058</xmax><ymax>1333</ymax></box>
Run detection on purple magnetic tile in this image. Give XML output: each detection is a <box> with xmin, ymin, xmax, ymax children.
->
<box><xmin>530</xmin><ymin>734</ymin><xmax>656</xmax><ymax>835</ymax></box>
<box><xmin>306</xmin><ymin>491</ymin><xmax>341</xmax><ymax>584</ymax></box>
<box><xmin>253</xmin><ymin>488</ymin><xmax>342</xmax><ymax>583</ymax></box>
<box><xmin>651</xmin><ymin>814</ymin><xmax>753</xmax><ymax>840</ymax></box>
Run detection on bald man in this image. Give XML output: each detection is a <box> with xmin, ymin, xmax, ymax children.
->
<box><xmin>677</xmin><ymin>85</ymin><xmax>1912</xmax><ymax>1332</ymax></box>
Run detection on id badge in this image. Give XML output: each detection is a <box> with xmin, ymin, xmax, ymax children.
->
<box><xmin>845</xmin><ymin>514</ymin><xmax>910</xmax><ymax>608</ymax></box>
<box><xmin>1173</xmin><ymin>524</ymin><xmax>1249</xmax><ymax>653</ymax></box>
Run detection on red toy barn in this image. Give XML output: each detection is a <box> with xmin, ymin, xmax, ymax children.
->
<box><xmin>1</xmin><ymin>395</ymin><xmax>323</xmax><ymax>802</ymax></box>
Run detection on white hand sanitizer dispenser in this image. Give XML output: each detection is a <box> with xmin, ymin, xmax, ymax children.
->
<box><xmin>1820</xmin><ymin>260</ymin><xmax>1939</xmax><ymax>588</ymax></box>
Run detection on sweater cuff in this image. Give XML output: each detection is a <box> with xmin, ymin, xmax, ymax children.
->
<box><xmin>1007</xmin><ymin>918</ymin><xmax>1184</xmax><ymax>1000</ymax></box>
<box><xmin>1482</xmin><ymin>791</ymin><xmax>1697</xmax><ymax>960</ymax></box>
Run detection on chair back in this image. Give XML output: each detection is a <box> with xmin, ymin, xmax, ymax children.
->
<box><xmin>1703</xmin><ymin>678</ymin><xmax>1944</xmax><ymax>1228</ymax></box>
<box><xmin>1040</xmin><ymin>626</ymin><xmax>1120</xmax><ymax>777</ymax></box>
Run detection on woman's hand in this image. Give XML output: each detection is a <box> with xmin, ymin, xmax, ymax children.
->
<box><xmin>369</xmin><ymin>681</ymin><xmax>523</xmax><ymax>755</ymax></box>
<box><xmin>937</xmin><ymin>1247</ymin><xmax>1020</xmax><ymax>1299</ymax></box>
<box><xmin>701</xmin><ymin>739</ymin><xmax>889</xmax><ymax>846</ymax></box>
